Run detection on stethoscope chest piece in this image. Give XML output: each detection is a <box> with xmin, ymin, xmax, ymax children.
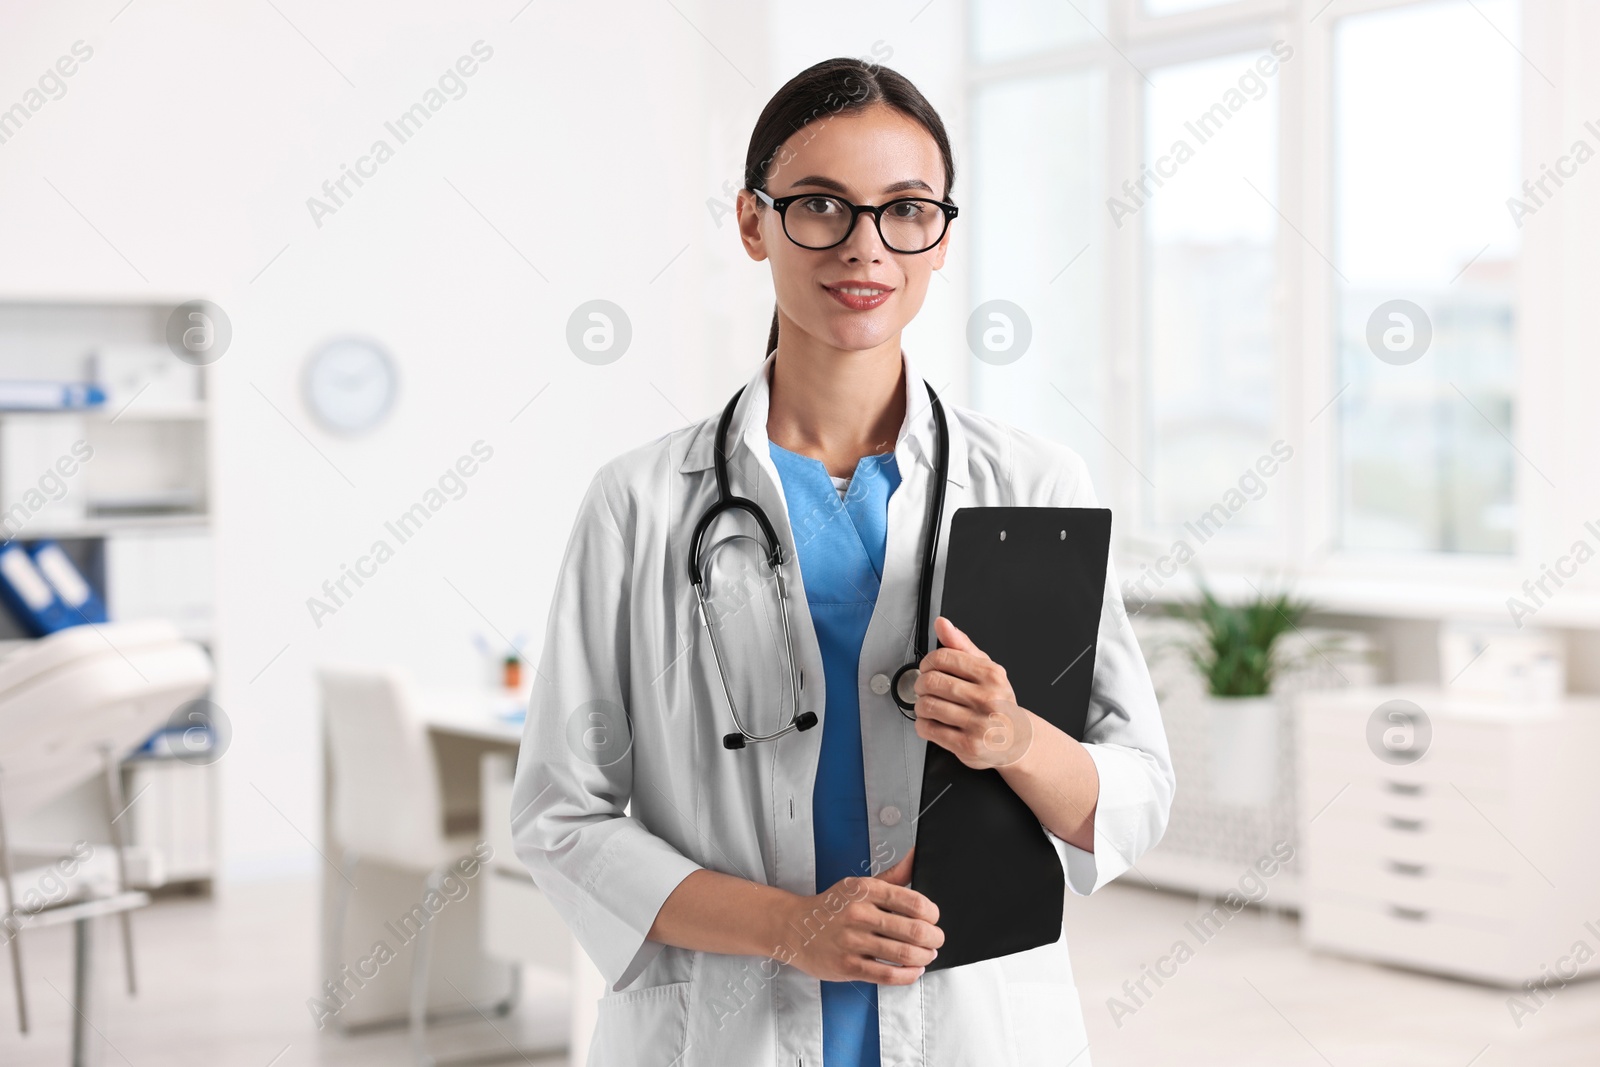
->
<box><xmin>891</xmin><ymin>663</ymin><xmax>920</xmax><ymax>713</ymax></box>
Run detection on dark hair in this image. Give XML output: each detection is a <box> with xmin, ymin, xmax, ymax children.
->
<box><xmin>744</xmin><ymin>57</ymin><xmax>956</xmax><ymax>358</ymax></box>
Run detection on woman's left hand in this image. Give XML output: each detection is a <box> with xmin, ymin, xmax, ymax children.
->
<box><xmin>911</xmin><ymin>616</ymin><xmax>1035</xmax><ymax>770</ymax></box>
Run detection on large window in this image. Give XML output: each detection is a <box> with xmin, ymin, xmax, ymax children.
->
<box><xmin>967</xmin><ymin>0</ymin><xmax>1532</xmax><ymax>577</ymax></box>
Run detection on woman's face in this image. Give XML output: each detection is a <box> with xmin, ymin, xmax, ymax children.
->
<box><xmin>739</xmin><ymin>103</ymin><xmax>952</xmax><ymax>353</ymax></box>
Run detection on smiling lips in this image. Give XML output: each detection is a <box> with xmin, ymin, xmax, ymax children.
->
<box><xmin>823</xmin><ymin>280</ymin><xmax>894</xmax><ymax>311</ymax></box>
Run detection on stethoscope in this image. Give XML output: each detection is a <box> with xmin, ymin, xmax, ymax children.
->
<box><xmin>688</xmin><ymin>378</ymin><xmax>949</xmax><ymax>750</ymax></box>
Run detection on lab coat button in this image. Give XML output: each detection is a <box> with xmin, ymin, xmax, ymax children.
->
<box><xmin>869</xmin><ymin>673</ymin><xmax>891</xmax><ymax>695</ymax></box>
<box><xmin>879</xmin><ymin>804</ymin><xmax>902</xmax><ymax>826</ymax></box>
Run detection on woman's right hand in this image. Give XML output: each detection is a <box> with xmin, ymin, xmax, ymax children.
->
<box><xmin>779</xmin><ymin>847</ymin><xmax>944</xmax><ymax>985</ymax></box>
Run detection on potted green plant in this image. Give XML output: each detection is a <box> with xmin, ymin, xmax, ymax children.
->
<box><xmin>1166</xmin><ymin>578</ymin><xmax>1315</xmax><ymax>807</ymax></box>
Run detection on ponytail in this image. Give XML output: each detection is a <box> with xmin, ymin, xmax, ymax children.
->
<box><xmin>766</xmin><ymin>305</ymin><xmax>780</xmax><ymax>358</ymax></box>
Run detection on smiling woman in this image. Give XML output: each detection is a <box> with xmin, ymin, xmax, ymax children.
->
<box><xmin>509</xmin><ymin>54</ymin><xmax>1174</xmax><ymax>1067</ymax></box>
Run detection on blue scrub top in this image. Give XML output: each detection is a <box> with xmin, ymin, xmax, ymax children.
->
<box><xmin>769</xmin><ymin>439</ymin><xmax>902</xmax><ymax>1067</ymax></box>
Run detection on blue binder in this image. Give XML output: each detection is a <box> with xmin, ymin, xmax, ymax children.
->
<box><xmin>0</xmin><ymin>543</ymin><xmax>76</xmax><ymax>635</ymax></box>
<box><xmin>31</xmin><ymin>541</ymin><xmax>108</xmax><ymax>624</ymax></box>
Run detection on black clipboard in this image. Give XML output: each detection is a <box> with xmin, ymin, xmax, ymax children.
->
<box><xmin>909</xmin><ymin>506</ymin><xmax>1112</xmax><ymax>972</ymax></box>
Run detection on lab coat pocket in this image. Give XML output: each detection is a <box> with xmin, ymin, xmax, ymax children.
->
<box><xmin>1007</xmin><ymin>980</ymin><xmax>1091</xmax><ymax>1067</ymax></box>
<box><xmin>587</xmin><ymin>980</ymin><xmax>691</xmax><ymax>1067</ymax></box>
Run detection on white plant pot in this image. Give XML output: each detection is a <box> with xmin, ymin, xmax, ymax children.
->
<box><xmin>1205</xmin><ymin>693</ymin><xmax>1279</xmax><ymax>808</ymax></box>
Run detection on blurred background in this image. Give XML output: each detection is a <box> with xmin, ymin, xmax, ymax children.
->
<box><xmin>0</xmin><ymin>0</ymin><xmax>1597</xmax><ymax>1064</ymax></box>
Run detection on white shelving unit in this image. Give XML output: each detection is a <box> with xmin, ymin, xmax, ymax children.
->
<box><xmin>0</xmin><ymin>299</ymin><xmax>219</xmax><ymax>890</ymax></box>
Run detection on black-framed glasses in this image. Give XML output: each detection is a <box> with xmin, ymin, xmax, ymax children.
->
<box><xmin>751</xmin><ymin>188</ymin><xmax>958</xmax><ymax>254</ymax></box>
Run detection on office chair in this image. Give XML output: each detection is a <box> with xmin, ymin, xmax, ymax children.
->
<box><xmin>317</xmin><ymin>664</ymin><xmax>523</xmax><ymax>1067</ymax></box>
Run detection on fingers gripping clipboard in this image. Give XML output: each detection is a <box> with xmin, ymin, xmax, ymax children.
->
<box><xmin>909</xmin><ymin>506</ymin><xmax>1112</xmax><ymax>972</ymax></box>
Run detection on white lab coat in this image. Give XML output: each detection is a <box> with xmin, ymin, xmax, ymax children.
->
<box><xmin>509</xmin><ymin>348</ymin><xmax>1175</xmax><ymax>1067</ymax></box>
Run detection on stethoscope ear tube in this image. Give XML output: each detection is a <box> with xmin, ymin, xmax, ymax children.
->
<box><xmin>688</xmin><ymin>387</ymin><xmax>782</xmax><ymax>588</ymax></box>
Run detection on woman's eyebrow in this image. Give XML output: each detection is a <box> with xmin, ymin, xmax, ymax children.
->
<box><xmin>786</xmin><ymin>175</ymin><xmax>936</xmax><ymax>196</ymax></box>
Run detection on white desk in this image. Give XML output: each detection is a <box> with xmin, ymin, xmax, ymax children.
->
<box><xmin>320</xmin><ymin>685</ymin><xmax>603</xmax><ymax>1065</ymax></box>
<box><xmin>421</xmin><ymin>686</ymin><xmax>527</xmax><ymax>744</ymax></box>
<box><xmin>425</xmin><ymin>688</ymin><xmax>607</xmax><ymax>1067</ymax></box>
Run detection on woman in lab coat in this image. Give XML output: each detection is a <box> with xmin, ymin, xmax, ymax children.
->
<box><xmin>509</xmin><ymin>57</ymin><xmax>1175</xmax><ymax>1067</ymax></box>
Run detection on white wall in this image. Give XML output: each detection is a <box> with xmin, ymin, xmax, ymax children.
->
<box><xmin>0</xmin><ymin>0</ymin><xmax>966</xmax><ymax>879</ymax></box>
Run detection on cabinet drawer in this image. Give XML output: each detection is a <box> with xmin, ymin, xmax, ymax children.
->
<box><xmin>1301</xmin><ymin>846</ymin><xmax>1517</xmax><ymax>920</ymax></box>
<box><xmin>1299</xmin><ymin>710</ymin><xmax>1510</xmax><ymax>783</ymax></box>
<box><xmin>1311</xmin><ymin>803</ymin><xmax>1505</xmax><ymax>859</ymax></box>
<box><xmin>1299</xmin><ymin>728</ymin><xmax>1508</xmax><ymax>792</ymax></box>
<box><xmin>1307</xmin><ymin>782</ymin><xmax>1512</xmax><ymax>842</ymax></box>
<box><xmin>1311</xmin><ymin>834</ymin><xmax>1528</xmax><ymax>899</ymax></box>
<box><xmin>1302</xmin><ymin>892</ymin><xmax>1518</xmax><ymax>985</ymax></box>
<box><xmin>1302</xmin><ymin>767</ymin><xmax>1509</xmax><ymax>810</ymax></box>
<box><xmin>1305</xmin><ymin>822</ymin><xmax>1521</xmax><ymax>883</ymax></box>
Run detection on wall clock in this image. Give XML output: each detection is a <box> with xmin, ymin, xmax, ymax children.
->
<box><xmin>302</xmin><ymin>337</ymin><xmax>398</xmax><ymax>436</ymax></box>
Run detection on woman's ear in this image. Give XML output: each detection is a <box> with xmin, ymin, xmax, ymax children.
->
<box><xmin>738</xmin><ymin>189</ymin><xmax>771</xmax><ymax>263</ymax></box>
<box><xmin>928</xmin><ymin>216</ymin><xmax>954</xmax><ymax>271</ymax></box>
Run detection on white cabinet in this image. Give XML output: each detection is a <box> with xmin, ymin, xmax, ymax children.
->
<box><xmin>122</xmin><ymin>758</ymin><xmax>216</xmax><ymax>886</ymax></box>
<box><xmin>1296</xmin><ymin>686</ymin><xmax>1600</xmax><ymax>986</ymax></box>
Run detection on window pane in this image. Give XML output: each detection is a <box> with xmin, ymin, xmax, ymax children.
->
<box><xmin>1141</xmin><ymin>52</ymin><xmax>1281</xmax><ymax>536</ymax></box>
<box><xmin>1333</xmin><ymin>0</ymin><xmax>1520</xmax><ymax>554</ymax></box>
<box><xmin>970</xmin><ymin>0</ymin><xmax>1106</xmax><ymax>64</ymax></box>
<box><xmin>970</xmin><ymin>71</ymin><xmax>1106</xmax><ymax>485</ymax></box>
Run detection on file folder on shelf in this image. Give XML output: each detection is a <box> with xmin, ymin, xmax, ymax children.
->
<box><xmin>32</xmin><ymin>541</ymin><xmax>108</xmax><ymax>624</ymax></box>
<box><xmin>0</xmin><ymin>380</ymin><xmax>107</xmax><ymax>411</ymax></box>
<box><xmin>0</xmin><ymin>542</ymin><xmax>76</xmax><ymax>635</ymax></box>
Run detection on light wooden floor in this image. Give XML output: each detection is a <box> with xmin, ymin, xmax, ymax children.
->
<box><xmin>0</xmin><ymin>876</ymin><xmax>1594</xmax><ymax>1066</ymax></box>
<box><xmin>1065</xmin><ymin>882</ymin><xmax>1600</xmax><ymax>1067</ymax></box>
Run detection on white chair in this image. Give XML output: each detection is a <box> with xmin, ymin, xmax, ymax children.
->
<box><xmin>0</xmin><ymin>620</ymin><xmax>213</xmax><ymax>1066</ymax></box>
<box><xmin>317</xmin><ymin>664</ymin><xmax>530</xmax><ymax>1067</ymax></box>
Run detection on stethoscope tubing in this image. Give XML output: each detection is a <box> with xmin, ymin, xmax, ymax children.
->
<box><xmin>688</xmin><ymin>376</ymin><xmax>948</xmax><ymax>749</ymax></box>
